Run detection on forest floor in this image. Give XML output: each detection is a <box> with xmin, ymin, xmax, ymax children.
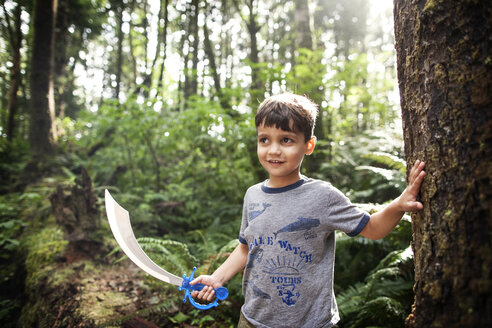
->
<box><xmin>72</xmin><ymin>260</ymin><xmax>168</xmax><ymax>326</ymax></box>
<box><xmin>19</xmin><ymin>227</ymin><xmax>196</xmax><ymax>327</ymax></box>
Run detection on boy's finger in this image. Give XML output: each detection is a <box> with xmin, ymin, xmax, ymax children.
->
<box><xmin>206</xmin><ymin>289</ymin><xmax>216</xmax><ymax>302</ymax></box>
<box><xmin>190</xmin><ymin>276</ymin><xmax>204</xmax><ymax>285</ymax></box>
<box><xmin>409</xmin><ymin>160</ymin><xmax>425</xmax><ymax>183</ymax></box>
<box><xmin>196</xmin><ymin>290</ymin><xmax>206</xmax><ymax>300</ymax></box>
<box><xmin>408</xmin><ymin>160</ymin><xmax>418</xmax><ymax>182</ymax></box>
<box><xmin>408</xmin><ymin>170</ymin><xmax>426</xmax><ymax>195</ymax></box>
<box><xmin>198</xmin><ymin>287</ymin><xmax>214</xmax><ymax>301</ymax></box>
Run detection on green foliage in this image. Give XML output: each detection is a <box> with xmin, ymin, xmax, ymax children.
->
<box><xmin>0</xmin><ymin>193</ymin><xmax>25</xmax><ymax>326</ymax></box>
<box><xmin>325</xmin><ymin>52</ymin><xmax>399</xmax><ymax>137</ymax></box>
<box><xmin>0</xmin><ymin>138</ymin><xmax>30</xmax><ymax>193</ymax></box>
<box><xmin>334</xmin><ymin>213</ymin><xmax>412</xmax><ymax>289</ymax></box>
<box><xmin>112</xmin><ymin>237</ymin><xmax>198</xmax><ymax>276</ymax></box>
<box><xmin>76</xmin><ymin>96</ymin><xmax>255</xmax><ymax>239</ymax></box>
<box><xmin>287</xmin><ymin>49</ymin><xmax>327</xmax><ymax>98</ymax></box>
<box><xmin>336</xmin><ymin>246</ymin><xmax>414</xmax><ymax>328</ymax></box>
<box><xmin>317</xmin><ymin>129</ymin><xmax>406</xmax><ymax>204</ymax></box>
<box><xmin>0</xmin><ymin>219</ymin><xmax>22</xmax><ymax>254</ymax></box>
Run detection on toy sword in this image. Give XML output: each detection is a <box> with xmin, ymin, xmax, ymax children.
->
<box><xmin>104</xmin><ymin>189</ymin><xmax>228</xmax><ymax>310</ymax></box>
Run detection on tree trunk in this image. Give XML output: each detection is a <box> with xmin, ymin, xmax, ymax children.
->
<box><xmin>4</xmin><ymin>2</ymin><xmax>22</xmax><ymax>142</ymax></box>
<box><xmin>157</xmin><ymin>0</ymin><xmax>170</xmax><ymax>94</ymax></box>
<box><xmin>54</xmin><ymin>0</ymin><xmax>68</xmax><ymax>118</ymax></box>
<box><xmin>247</xmin><ymin>0</ymin><xmax>262</xmax><ymax>106</ymax></box>
<box><xmin>184</xmin><ymin>0</ymin><xmax>200</xmax><ymax>101</ymax></box>
<box><xmin>293</xmin><ymin>0</ymin><xmax>312</xmax><ymax>50</ymax></box>
<box><xmin>292</xmin><ymin>0</ymin><xmax>324</xmax><ymax>172</ymax></box>
<box><xmin>394</xmin><ymin>1</ymin><xmax>492</xmax><ymax>327</ymax></box>
<box><xmin>142</xmin><ymin>0</ymin><xmax>163</xmax><ymax>96</ymax></box>
<box><xmin>203</xmin><ymin>16</ymin><xmax>232</xmax><ymax>112</ymax></box>
<box><xmin>115</xmin><ymin>4</ymin><xmax>124</xmax><ymax>100</ymax></box>
<box><xmin>29</xmin><ymin>0</ymin><xmax>58</xmax><ymax>157</ymax></box>
<box><xmin>128</xmin><ymin>0</ymin><xmax>139</xmax><ymax>92</ymax></box>
<box><xmin>230</xmin><ymin>0</ymin><xmax>265</xmax><ymax>182</ymax></box>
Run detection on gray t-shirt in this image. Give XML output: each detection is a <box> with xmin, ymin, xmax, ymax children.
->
<box><xmin>238</xmin><ymin>177</ymin><xmax>370</xmax><ymax>328</ymax></box>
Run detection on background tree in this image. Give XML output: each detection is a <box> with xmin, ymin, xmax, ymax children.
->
<box><xmin>394</xmin><ymin>0</ymin><xmax>492</xmax><ymax>326</ymax></box>
<box><xmin>53</xmin><ymin>0</ymin><xmax>104</xmax><ymax>118</ymax></box>
<box><xmin>2</xmin><ymin>1</ymin><xmax>22</xmax><ymax>142</ymax></box>
<box><xmin>28</xmin><ymin>0</ymin><xmax>58</xmax><ymax>158</ymax></box>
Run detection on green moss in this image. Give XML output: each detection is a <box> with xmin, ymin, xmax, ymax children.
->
<box><xmin>22</xmin><ymin>227</ymin><xmax>68</xmax><ymax>291</ymax></box>
<box><xmin>49</xmin><ymin>266</ymin><xmax>76</xmax><ymax>286</ymax></box>
<box><xmin>426</xmin><ymin>178</ymin><xmax>437</xmax><ymax>199</ymax></box>
<box><xmin>19</xmin><ymin>297</ymin><xmax>47</xmax><ymax>327</ymax></box>
<box><xmin>423</xmin><ymin>0</ymin><xmax>439</xmax><ymax>12</ymax></box>
<box><xmin>433</xmin><ymin>63</ymin><xmax>447</xmax><ymax>85</ymax></box>
<box><xmin>78</xmin><ymin>289</ymin><xmax>131</xmax><ymax>325</ymax></box>
<box><xmin>425</xmin><ymin>280</ymin><xmax>442</xmax><ymax>300</ymax></box>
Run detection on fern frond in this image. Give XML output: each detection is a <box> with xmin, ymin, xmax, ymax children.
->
<box><xmin>368</xmin><ymin>267</ymin><xmax>401</xmax><ymax>281</ymax></box>
<box><xmin>337</xmin><ymin>282</ymin><xmax>368</xmax><ymax>316</ymax></box>
<box><xmin>362</xmin><ymin>152</ymin><xmax>406</xmax><ymax>173</ymax></box>
<box><xmin>109</xmin><ymin>237</ymin><xmax>198</xmax><ymax>275</ymax></box>
<box><xmin>137</xmin><ymin>237</ymin><xmax>198</xmax><ymax>273</ymax></box>
<box><xmin>207</xmin><ymin>239</ymin><xmax>240</xmax><ymax>272</ymax></box>
<box><xmin>353</xmin><ymin>296</ymin><xmax>406</xmax><ymax>328</ymax></box>
<box><xmin>218</xmin><ymin>239</ymin><xmax>240</xmax><ymax>254</ymax></box>
<box><xmin>372</xmin><ymin>246</ymin><xmax>413</xmax><ymax>272</ymax></box>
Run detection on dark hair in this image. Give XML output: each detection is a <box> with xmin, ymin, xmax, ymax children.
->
<box><xmin>255</xmin><ymin>93</ymin><xmax>318</xmax><ymax>142</ymax></box>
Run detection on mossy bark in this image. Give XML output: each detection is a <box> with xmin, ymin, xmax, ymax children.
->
<box><xmin>394</xmin><ymin>0</ymin><xmax>492</xmax><ymax>326</ymax></box>
<box><xmin>49</xmin><ymin>167</ymin><xmax>101</xmax><ymax>258</ymax></box>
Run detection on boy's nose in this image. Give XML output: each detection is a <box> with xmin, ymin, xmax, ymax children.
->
<box><xmin>268</xmin><ymin>143</ymin><xmax>281</xmax><ymax>155</ymax></box>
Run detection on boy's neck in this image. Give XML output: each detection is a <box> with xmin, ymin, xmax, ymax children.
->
<box><xmin>265</xmin><ymin>173</ymin><xmax>303</xmax><ymax>188</ymax></box>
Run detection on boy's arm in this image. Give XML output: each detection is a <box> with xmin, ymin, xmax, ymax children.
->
<box><xmin>360</xmin><ymin>160</ymin><xmax>426</xmax><ymax>240</ymax></box>
<box><xmin>190</xmin><ymin>242</ymin><xmax>249</xmax><ymax>301</ymax></box>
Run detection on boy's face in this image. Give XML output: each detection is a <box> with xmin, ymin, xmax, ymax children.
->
<box><xmin>257</xmin><ymin>123</ymin><xmax>316</xmax><ymax>188</ymax></box>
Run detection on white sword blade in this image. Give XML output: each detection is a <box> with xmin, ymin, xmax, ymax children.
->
<box><xmin>105</xmin><ymin>189</ymin><xmax>183</xmax><ymax>286</ymax></box>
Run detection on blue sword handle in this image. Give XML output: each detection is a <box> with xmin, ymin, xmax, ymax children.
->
<box><xmin>179</xmin><ymin>267</ymin><xmax>229</xmax><ymax>310</ymax></box>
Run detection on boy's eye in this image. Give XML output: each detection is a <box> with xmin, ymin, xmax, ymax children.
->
<box><xmin>282</xmin><ymin>137</ymin><xmax>292</xmax><ymax>143</ymax></box>
<box><xmin>259</xmin><ymin>137</ymin><xmax>268</xmax><ymax>143</ymax></box>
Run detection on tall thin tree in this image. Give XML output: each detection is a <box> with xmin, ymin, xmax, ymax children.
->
<box><xmin>29</xmin><ymin>0</ymin><xmax>58</xmax><ymax>157</ymax></box>
<box><xmin>3</xmin><ymin>2</ymin><xmax>23</xmax><ymax>142</ymax></box>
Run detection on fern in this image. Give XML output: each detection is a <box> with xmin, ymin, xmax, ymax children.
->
<box><xmin>110</xmin><ymin>237</ymin><xmax>198</xmax><ymax>276</ymax></box>
<box><xmin>362</xmin><ymin>152</ymin><xmax>406</xmax><ymax>174</ymax></box>
<box><xmin>336</xmin><ymin>282</ymin><xmax>367</xmax><ymax>316</ymax></box>
<box><xmin>356</xmin><ymin>165</ymin><xmax>399</xmax><ymax>182</ymax></box>
<box><xmin>204</xmin><ymin>239</ymin><xmax>240</xmax><ymax>274</ymax></box>
<box><xmin>317</xmin><ymin>130</ymin><xmax>406</xmax><ymax>204</ymax></box>
<box><xmin>337</xmin><ymin>247</ymin><xmax>414</xmax><ymax>328</ymax></box>
<box><xmin>353</xmin><ymin>296</ymin><xmax>406</xmax><ymax>328</ymax></box>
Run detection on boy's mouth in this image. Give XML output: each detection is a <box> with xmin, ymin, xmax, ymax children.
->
<box><xmin>268</xmin><ymin>160</ymin><xmax>284</xmax><ymax>165</ymax></box>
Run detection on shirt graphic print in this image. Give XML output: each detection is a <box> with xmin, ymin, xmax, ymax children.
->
<box><xmin>245</xmin><ymin>206</ymin><xmax>320</xmax><ymax>306</ymax></box>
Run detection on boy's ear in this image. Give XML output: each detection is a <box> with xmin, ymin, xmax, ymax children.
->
<box><xmin>305</xmin><ymin>136</ymin><xmax>317</xmax><ymax>155</ymax></box>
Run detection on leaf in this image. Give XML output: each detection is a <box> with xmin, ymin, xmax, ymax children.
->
<box><xmin>356</xmin><ymin>166</ymin><xmax>397</xmax><ymax>181</ymax></box>
<box><xmin>170</xmin><ymin>312</ymin><xmax>190</xmax><ymax>324</ymax></box>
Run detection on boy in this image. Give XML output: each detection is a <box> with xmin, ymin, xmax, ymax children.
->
<box><xmin>191</xmin><ymin>93</ymin><xmax>426</xmax><ymax>327</ymax></box>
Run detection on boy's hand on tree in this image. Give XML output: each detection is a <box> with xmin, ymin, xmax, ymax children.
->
<box><xmin>398</xmin><ymin>160</ymin><xmax>426</xmax><ymax>212</ymax></box>
<box><xmin>190</xmin><ymin>275</ymin><xmax>223</xmax><ymax>301</ymax></box>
